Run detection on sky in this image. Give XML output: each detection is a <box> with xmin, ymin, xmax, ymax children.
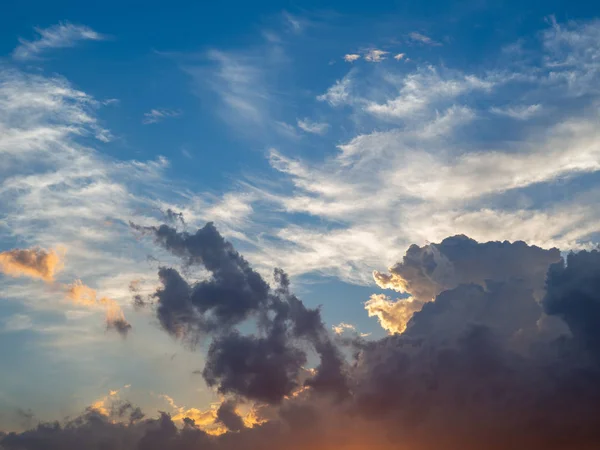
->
<box><xmin>1</xmin><ymin>1</ymin><xmax>600</xmax><ymax>448</ymax></box>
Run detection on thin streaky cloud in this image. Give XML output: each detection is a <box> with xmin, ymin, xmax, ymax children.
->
<box><xmin>394</xmin><ymin>53</ymin><xmax>406</xmax><ymax>60</ymax></box>
<box><xmin>490</xmin><ymin>104</ymin><xmax>543</xmax><ymax>120</ymax></box>
<box><xmin>3</xmin><ymin>314</ymin><xmax>33</xmax><ymax>332</ymax></box>
<box><xmin>297</xmin><ymin>118</ymin><xmax>329</xmax><ymax>135</ymax></box>
<box><xmin>12</xmin><ymin>22</ymin><xmax>105</xmax><ymax>61</ymax></box>
<box><xmin>142</xmin><ymin>108</ymin><xmax>182</xmax><ymax>124</ymax></box>
<box><xmin>409</xmin><ymin>31</ymin><xmax>440</xmax><ymax>46</ymax></box>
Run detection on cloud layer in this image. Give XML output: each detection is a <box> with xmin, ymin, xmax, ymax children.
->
<box><xmin>4</xmin><ymin>229</ymin><xmax>600</xmax><ymax>449</ymax></box>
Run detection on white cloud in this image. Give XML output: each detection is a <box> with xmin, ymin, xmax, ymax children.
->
<box><xmin>3</xmin><ymin>314</ymin><xmax>33</xmax><ymax>332</ymax></box>
<box><xmin>364</xmin><ymin>49</ymin><xmax>388</xmax><ymax>62</ymax></box>
<box><xmin>317</xmin><ymin>74</ymin><xmax>352</xmax><ymax>106</ymax></box>
<box><xmin>142</xmin><ymin>108</ymin><xmax>182</xmax><ymax>124</ymax></box>
<box><xmin>13</xmin><ymin>22</ymin><xmax>105</xmax><ymax>61</ymax></box>
<box><xmin>365</xmin><ymin>67</ymin><xmax>494</xmax><ymax>119</ymax></box>
<box><xmin>344</xmin><ymin>54</ymin><xmax>361</xmax><ymax>62</ymax></box>
<box><xmin>297</xmin><ymin>118</ymin><xmax>329</xmax><ymax>135</ymax></box>
<box><xmin>409</xmin><ymin>32</ymin><xmax>439</xmax><ymax>46</ymax></box>
<box><xmin>205</xmin><ymin>19</ymin><xmax>600</xmax><ymax>284</ymax></box>
<box><xmin>394</xmin><ymin>53</ymin><xmax>406</xmax><ymax>60</ymax></box>
<box><xmin>490</xmin><ymin>104</ymin><xmax>542</xmax><ymax>120</ymax></box>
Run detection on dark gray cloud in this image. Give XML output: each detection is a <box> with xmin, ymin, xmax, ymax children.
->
<box><xmin>544</xmin><ymin>249</ymin><xmax>600</xmax><ymax>360</ymax></box>
<box><xmin>215</xmin><ymin>400</ymin><xmax>244</xmax><ymax>432</ymax></box>
<box><xmin>130</xmin><ymin>221</ymin><xmax>347</xmax><ymax>403</ymax></box>
<box><xmin>369</xmin><ymin>235</ymin><xmax>565</xmax><ymax>335</ymax></box>
<box><xmin>7</xmin><ymin>233</ymin><xmax>600</xmax><ymax>449</ymax></box>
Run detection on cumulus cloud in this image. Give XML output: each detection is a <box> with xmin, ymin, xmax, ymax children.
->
<box><xmin>544</xmin><ymin>249</ymin><xmax>600</xmax><ymax>359</ymax></box>
<box><xmin>6</xmin><ymin>233</ymin><xmax>600</xmax><ymax>449</ymax></box>
<box><xmin>343</xmin><ymin>54</ymin><xmax>360</xmax><ymax>62</ymax></box>
<box><xmin>0</xmin><ymin>247</ymin><xmax>64</xmax><ymax>282</ymax></box>
<box><xmin>12</xmin><ymin>22</ymin><xmax>105</xmax><ymax>61</ymax></box>
<box><xmin>370</xmin><ymin>235</ymin><xmax>562</xmax><ymax>334</ymax></box>
<box><xmin>142</xmin><ymin>108</ymin><xmax>182</xmax><ymax>124</ymax></box>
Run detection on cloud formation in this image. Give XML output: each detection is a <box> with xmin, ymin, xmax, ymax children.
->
<box><xmin>66</xmin><ymin>280</ymin><xmax>132</xmax><ymax>337</ymax></box>
<box><xmin>408</xmin><ymin>31</ymin><xmax>439</xmax><ymax>45</ymax></box>
<box><xmin>363</xmin><ymin>49</ymin><xmax>388</xmax><ymax>62</ymax></box>
<box><xmin>5</xmin><ymin>233</ymin><xmax>600</xmax><ymax>449</ymax></box>
<box><xmin>142</xmin><ymin>108</ymin><xmax>182</xmax><ymax>124</ymax></box>
<box><xmin>0</xmin><ymin>246</ymin><xmax>130</xmax><ymax>336</ymax></box>
<box><xmin>297</xmin><ymin>118</ymin><xmax>329</xmax><ymax>135</ymax></box>
<box><xmin>0</xmin><ymin>247</ymin><xmax>64</xmax><ymax>282</ymax></box>
<box><xmin>369</xmin><ymin>235</ymin><xmax>562</xmax><ymax>334</ymax></box>
<box><xmin>12</xmin><ymin>22</ymin><xmax>105</xmax><ymax>60</ymax></box>
<box><xmin>131</xmin><ymin>221</ymin><xmax>348</xmax><ymax>403</ymax></box>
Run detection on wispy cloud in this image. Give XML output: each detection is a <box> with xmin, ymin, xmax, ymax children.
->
<box><xmin>13</xmin><ymin>22</ymin><xmax>105</xmax><ymax>61</ymax></box>
<box><xmin>365</xmin><ymin>67</ymin><xmax>494</xmax><ymax>119</ymax></box>
<box><xmin>282</xmin><ymin>11</ymin><xmax>303</xmax><ymax>33</ymax></box>
<box><xmin>490</xmin><ymin>104</ymin><xmax>542</xmax><ymax>120</ymax></box>
<box><xmin>297</xmin><ymin>118</ymin><xmax>329</xmax><ymax>135</ymax></box>
<box><xmin>142</xmin><ymin>108</ymin><xmax>182</xmax><ymax>124</ymax></box>
<box><xmin>3</xmin><ymin>314</ymin><xmax>33</xmax><ymax>332</ymax></box>
<box><xmin>317</xmin><ymin>74</ymin><xmax>352</xmax><ymax>106</ymax></box>
<box><xmin>394</xmin><ymin>53</ymin><xmax>406</xmax><ymax>60</ymax></box>
<box><xmin>364</xmin><ymin>49</ymin><xmax>388</xmax><ymax>62</ymax></box>
<box><xmin>408</xmin><ymin>31</ymin><xmax>439</xmax><ymax>46</ymax></box>
<box><xmin>192</xmin><ymin>18</ymin><xmax>600</xmax><ymax>284</ymax></box>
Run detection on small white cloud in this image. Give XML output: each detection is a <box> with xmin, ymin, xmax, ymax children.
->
<box><xmin>297</xmin><ymin>118</ymin><xmax>329</xmax><ymax>135</ymax></box>
<box><xmin>13</xmin><ymin>22</ymin><xmax>105</xmax><ymax>61</ymax></box>
<box><xmin>409</xmin><ymin>32</ymin><xmax>439</xmax><ymax>46</ymax></box>
<box><xmin>490</xmin><ymin>104</ymin><xmax>542</xmax><ymax>120</ymax></box>
<box><xmin>4</xmin><ymin>314</ymin><xmax>33</xmax><ymax>332</ymax></box>
<box><xmin>332</xmin><ymin>322</ymin><xmax>356</xmax><ymax>334</ymax></box>
<box><xmin>394</xmin><ymin>53</ymin><xmax>406</xmax><ymax>60</ymax></box>
<box><xmin>344</xmin><ymin>54</ymin><xmax>361</xmax><ymax>63</ymax></box>
<box><xmin>364</xmin><ymin>49</ymin><xmax>388</xmax><ymax>62</ymax></box>
<box><xmin>332</xmin><ymin>322</ymin><xmax>370</xmax><ymax>337</ymax></box>
<box><xmin>283</xmin><ymin>12</ymin><xmax>303</xmax><ymax>33</ymax></box>
<box><xmin>317</xmin><ymin>75</ymin><xmax>352</xmax><ymax>106</ymax></box>
<box><xmin>142</xmin><ymin>108</ymin><xmax>182</xmax><ymax>124</ymax></box>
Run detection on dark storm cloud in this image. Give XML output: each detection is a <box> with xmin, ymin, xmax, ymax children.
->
<box><xmin>8</xmin><ymin>233</ymin><xmax>600</xmax><ymax>449</ymax></box>
<box><xmin>544</xmin><ymin>249</ymin><xmax>600</xmax><ymax>360</ymax></box>
<box><xmin>369</xmin><ymin>235</ymin><xmax>565</xmax><ymax>335</ymax></box>
<box><xmin>132</xmin><ymin>222</ymin><xmax>271</xmax><ymax>330</ymax></box>
<box><xmin>130</xmin><ymin>221</ymin><xmax>348</xmax><ymax>403</ymax></box>
<box><xmin>215</xmin><ymin>400</ymin><xmax>245</xmax><ymax>432</ymax></box>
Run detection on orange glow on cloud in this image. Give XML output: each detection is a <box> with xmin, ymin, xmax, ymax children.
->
<box><xmin>0</xmin><ymin>247</ymin><xmax>64</xmax><ymax>282</ymax></box>
<box><xmin>0</xmin><ymin>245</ymin><xmax>130</xmax><ymax>334</ymax></box>
<box><xmin>66</xmin><ymin>279</ymin><xmax>131</xmax><ymax>333</ymax></box>
<box><xmin>161</xmin><ymin>394</ymin><xmax>265</xmax><ymax>435</ymax></box>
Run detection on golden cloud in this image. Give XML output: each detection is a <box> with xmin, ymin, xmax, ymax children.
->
<box><xmin>0</xmin><ymin>247</ymin><xmax>64</xmax><ymax>282</ymax></box>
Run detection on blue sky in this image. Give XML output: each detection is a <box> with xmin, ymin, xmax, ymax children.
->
<box><xmin>1</xmin><ymin>0</ymin><xmax>600</xmax><ymax>433</ymax></box>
